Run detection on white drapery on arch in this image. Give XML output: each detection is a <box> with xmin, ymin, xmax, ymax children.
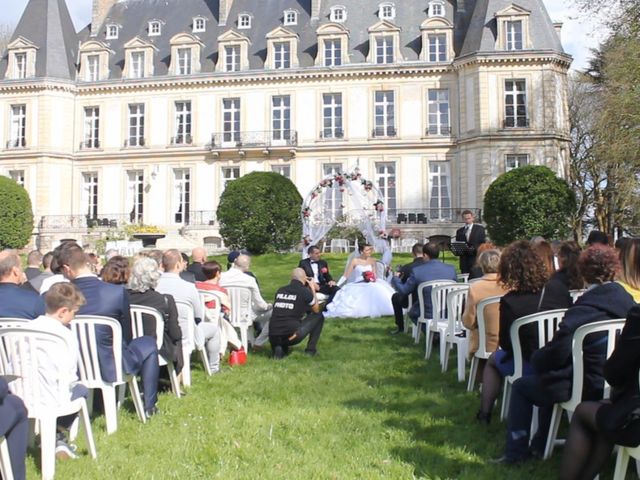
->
<box><xmin>301</xmin><ymin>170</ymin><xmax>390</xmax><ymax>260</ymax></box>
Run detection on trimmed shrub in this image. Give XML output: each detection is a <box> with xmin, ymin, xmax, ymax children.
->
<box><xmin>217</xmin><ymin>172</ymin><xmax>302</xmax><ymax>254</ymax></box>
<box><xmin>0</xmin><ymin>176</ymin><xmax>34</xmax><ymax>249</ymax></box>
<box><xmin>484</xmin><ymin>165</ymin><xmax>575</xmax><ymax>245</ymax></box>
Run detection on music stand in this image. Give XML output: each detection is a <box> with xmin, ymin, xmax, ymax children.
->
<box><xmin>450</xmin><ymin>241</ymin><xmax>474</xmax><ymax>258</ymax></box>
<box><xmin>428</xmin><ymin>235</ymin><xmax>452</xmax><ymax>261</ymax></box>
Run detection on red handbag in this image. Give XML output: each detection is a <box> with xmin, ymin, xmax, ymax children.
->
<box><xmin>228</xmin><ymin>347</ymin><xmax>247</xmax><ymax>366</ymax></box>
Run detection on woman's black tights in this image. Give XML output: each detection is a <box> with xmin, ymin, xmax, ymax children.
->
<box><xmin>479</xmin><ymin>352</ymin><xmax>503</xmax><ymax>416</ymax></box>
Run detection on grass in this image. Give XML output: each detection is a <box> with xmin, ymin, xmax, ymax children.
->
<box><xmin>26</xmin><ymin>252</ymin><xmax>566</xmax><ymax>479</ymax></box>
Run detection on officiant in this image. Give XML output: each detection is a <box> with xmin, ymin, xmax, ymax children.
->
<box><xmin>454</xmin><ymin>210</ymin><xmax>486</xmax><ymax>274</ymax></box>
<box><xmin>298</xmin><ymin>245</ymin><xmax>340</xmax><ymax>305</ymax></box>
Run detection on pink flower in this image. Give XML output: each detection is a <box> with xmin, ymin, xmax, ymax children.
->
<box><xmin>320</xmin><ymin>267</ymin><xmax>328</xmax><ymax>274</ymax></box>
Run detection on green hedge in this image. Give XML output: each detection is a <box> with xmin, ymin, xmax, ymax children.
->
<box><xmin>0</xmin><ymin>176</ymin><xmax>34</xmax><ymax>249</ymax></box>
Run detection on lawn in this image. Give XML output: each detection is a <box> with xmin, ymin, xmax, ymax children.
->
<box><xmin>28</xmin><ymin>252</ymin><xmax>569</xmax><ymax>480</ymax></box>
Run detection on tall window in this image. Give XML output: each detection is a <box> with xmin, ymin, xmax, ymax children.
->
<box><xmin>322</xmin><ymin>93</ymin><xmax>343</xmax><ymax>139</ymax></box>
<box><xmin>375</xmin><ymin>36</ymin><xmax>394</xmax><ymax>64</ymax></box>
<box><xmin>272</xmin><ymin>95</ymin><xmax>291</xmax><ymax>142</ymax></box>
<box><xmin>222</xmin><ymin>98</ymin><xmax>241</xmax><ymax>145</ymax></box>
<box><xmin>224</xmin><ymin>45</ymin><xmax>240</xmax><ymax>72</ymax></box>
<box><xmin>126</xmin><ymin>170</ymin><xmax>144</xmax><ymax>223</ymax></box>
<box><xmin>221</xmin><ymin>166</ymin><xmax>240</xmax><ymax>193</ymax></box>
<box><xmin>428</xmin><ymin>34</ymin><xmax>447</xmax><ymax>62</ymax></box>
<box><xmin>504</xmin><ymin>79</ymin><xmax>528</xmax><ymax>127</ymax></box>
<box><xmin>271</xmin><ymin>164</ymin><xmax>291</xmax><ymax>178</ymax></box>
<box><xmin>177</xmin><ymin>48</ymin><xmax>192</xmax><ymax>75</ymax></box>
<box><xmin>429</xmin><ymin>162</ymin><xmax>451</xmax><ymax>220</ymax></box>
<box><xmin>128</xmin><ymin>104</ymin><xmax>145</xmax><ymax>147</ymax></box>
<box><xmin>324</xmin><ymin>39</ymin><xmax>342</xmax><ymax>67</ymax></box>
<box><xmin>375</xmin><ymin>162</ymin><xmax>396</xmax><ymax>216</ymax></box>
<box><xmin>130</xmin><ymin>51</ymin><xmax>145</xmax><ymax>78</ymax></box>
<box><xmin>173</xmin><ymin>169</ymin><xmax>190</xmax><ymax>224</ymax></box>
<box><xmin>83</xmin><ymin>107</ymin><xmax>100</xmax><ymax>149</ymax></box>
<box><xmin>9</xmin><ymin>170</ymin><xmax>25</xmax><ymax>187</ymax></box>
<box><xmin>9</xmin><ymin>105</ymin><xmax>26</xmax><ymax>148</ymax></box>
<box><xmin>427</xmin><ymin>89</ymin><xmax>450</xmax><ymax>135</ymax></box>
<box><xmin>323</xmin><ymin>164</ymin><xmax>343</xmax><ymax>218</ymax></box>
<box><xmin>506</xmin><ymin>21</ymin><xmax>523</xmax><ymax>50</ymax></box>
<box><xmin>14</xmin><ymin>53</ymin><xmax>27</xmax><ymax>79</ymax></box>
<box><xmin>505</xmin><ymin>154</ymin><xmax>529</xmax><ymax>171</ymax></box>
<box><xmin>174</xmin><ymin>101</ymin><xmax>192</xmax><ymax>144</ymax></box>
<box><xmin>86</xmin><ymin>55</ymin><xmax>100</xmax><ymax>81</ymax></box>
<box><xmin>374</xmin><ymin>91</ymin><xmax>395</xmax><ymax>137</ymax></box>
<box><xmin>273</xmin><ymin>42</ymin><xmax>291</xmax><ymax>69</ymax></box>
<box><xmin>82</xmin><ymin>172</ymin><xmax>99</xmax><ymax>219</ymax></box>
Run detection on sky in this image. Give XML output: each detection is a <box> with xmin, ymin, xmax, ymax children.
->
<box><xmin>3</xmin><ymin>0</ymin><xmax>605</xmax><ymax>71</ymax></box>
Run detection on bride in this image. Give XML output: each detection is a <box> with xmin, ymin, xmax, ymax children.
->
<box><xmin>324</xmin><ymin>244</ymin><xmax>395</xmax><ymax>318</ymax></box>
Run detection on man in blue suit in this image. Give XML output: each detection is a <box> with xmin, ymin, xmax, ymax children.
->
<box><xmin>391</xmin><ymin>243</ymin><xmax>457</xmax><ymax>324</ymax></box>
<box><xmin>0</xmin><ymin>249</ymin><xmax>45</xmax><ymax>319</ymax></box>
<box><xmin>56</xmin><ymin>243</ymin><xmax>160</xmax><ymax>417</ymax></box>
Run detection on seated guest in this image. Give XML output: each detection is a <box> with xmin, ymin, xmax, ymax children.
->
<box><xmin>617</xmin><ymin>238</ymin><xmax>640</xmax><ymax>302</ymax></box>
<box><xmin>587</xmin><ymin>230</ymin><xmax>609</xmax><ymax>246</ymax></box>
<box><xmin>461</xmin><ymin>249</ymin><xmax>509</xmax><ymax>380</ymax></box>
<box><xmin>269</xmin><ymin>268</ymin><xmax>324</xmax><ymax>359</ymax></box>
<box><xmin>476</xmin><ymin>240</ymin><xmax>549</xmax><ymax>424</ymax></box>
<box><xmin>539</xmin><ymin>241</ymin><xmax>583</xmax><ymax>310</ymax></box>
<box><xmin>226</xmin><ymin>250</ymin><xmax>259</xmax><ymax>284</ymax></box>
<box><xmin>156</xmin><ymin>249</ymin><xmax>221</xmax><ymax>374</ymax></box>
<box><xmin>390</xmin><ymin>243</ymin><xmax>457</xmax><ymax>326</ymax></box>
<box><xmin>0</xmin><ymin>377</ymin><xmax>28</xmax><ymax>480</ymax></box>
<box><xmin>29</xmin><ymin>251</ymin><xmax>54</xmax><ymax>292</ymax></box>
<box><xmin>220</xmin><ymin>254</ymin><xmax>272</xmax><ymax>348</ymax></box>
<box><xmin>180</xmin><ymin>252</ymin><xmax>196</xmax><ymax>283</ymax></box>
<box><xmin>31</xmin><ymin>283</ymin><xmax>90</xmax><ymax>458</ymax></box>
<box><xmin>468</xmin><ymin>242</ymin><xmax>497</xmax><ymax>280</ymax></box>
<box><xmin>57</xmin><ymin>243</ymin><xmax>160</xmax><ymax>417</ymax></box>
<box><xmin>389</xmin><ymin>242</ymin><xmax>423</xmax><ymax>334</ymax></box>
<box><xmin>497</xmin><ymin>244</ymin><xmax>635</xmax><ymax>464</ymax></box>
<box><xmin>128</xmin><ymin>257</ymin><xmax>184</xmax><ymax>373</ymax></box>
<box><xmin>533</xmin><ymin>240</ymin><xmax>556</xmax><ymax>279</ymax></box>
<box><xmin>560</xmin><ymin>304</ymin><xmax>640</xmax><ymax>480</ymax></box>
<box><xmin>187</xmin><ymin>247</ymin><xmax>207</xmax><ymax>282</ymax></box>
<box><xmin>39</xmin><ymin>253</ymin><xmax>69</xmax><ymax>294</ymax></box>
<box><xmin>0</xmin><ymin>249</ymin><xmax>45</xmax><ymax>319</ymax></box>
<box><xmin>100</xmin><ymin>255</ymin><xmax>130</xmax><ymax>285</ymax></box>
<box><xmin>298</xmin><ymin>245</ymin><xmax>340</xmax><ymax>307</ymax></box>
<box><xmin>24</xmin><ymin>250</ymin><xmax>42</xmax><ymax>280</ymax></box>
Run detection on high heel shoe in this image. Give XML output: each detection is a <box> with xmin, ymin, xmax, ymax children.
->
<box><xmin>476</xmin><ymin>410</ymin><xmax>491</xmax><ymax>425</ymax></box>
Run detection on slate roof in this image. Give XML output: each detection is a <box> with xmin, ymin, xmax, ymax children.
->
<box><xmin>1</xmin><ymin>0</ymin><xmax>566</xmax><ymax>81</ymax></box>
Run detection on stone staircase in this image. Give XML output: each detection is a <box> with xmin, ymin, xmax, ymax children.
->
<box><xmin>156</xmin><ymin>230</ymin><xmax>200</xmax><ymax>252</ymax></box>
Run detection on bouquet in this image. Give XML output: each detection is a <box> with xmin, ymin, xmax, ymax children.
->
<box><xmin>362</xmin><ymin>271</ymin><xmax>377</xmax><ymax>283</ymax></box>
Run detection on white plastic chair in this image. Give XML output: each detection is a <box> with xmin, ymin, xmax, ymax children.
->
<box><xmin>198</xmin><ymin>289</ymin><xmax>221</xmax><ymax>324</ymax></box>
<box><xmin>457</xmin><ymin>273</ymin><xmax>469</xmax><ymax>283</ymax></box>
<box><xmin>72</xmin><ymin>315</ymin><xmax>146</xmax><ymax>433</ymax></box>
<box><xmin>544</xmin><ymin>318</ymin><xmax>626</xmax><ymax>459</ymax></box>
<box><xmin>425</xmin><ymin>284</ymin><xmax>469</xmax><ymax>361</ymax></box>
<box><xmin>569</xmin><ymin>289</ymin><xmax>587</xmax><ymax>303</ymax></box>
<box><xmin>442</xmin><ymin>286</ymin><xmax>471</xmax><ymax>381</ymax></box>
<box><xmin>0</xmin><ymin>326</ymin><xmax>97</xmax><ymax>480</ymax></box>
<box><xmin>0</xmin><ymin>435</ymin><xmax>12</xmax><ymax>480</ymax></box>
<box><xmin>175</xmin><ymin>301</ymin><xmax>211</xmax><ymax>388</ymax></box>
<box><xmin>129</xmin><ymin>305</ymin><xmax>181</xmax><ymax>398</ymax></box>
<box><xmin>500</xmin><ymin>309</ymin><xmax>568</xmax><ymax>421</ymax></box>
<box><xmin>414</xmin><ymin>280</ymin><xmax>457</xmax><ymax>343</ymax></box>
<box><xmin>467</xmin><ymin>295</ymin><xmax>504</xmax><ymax>392</ymax></box>
<box><xmin>375</xmin><ymin>261</ymin><xmax>387</xmax><ymax>279</ymax></box>
<box><xmin>330</xmin><ymin>239</ymin><xmax>349</xmax><ymax>253</ymax></box>
<box><xmin>613</xmin><ymin>369</ymin><xmax>640</xmax><ymax>479</ymax></box>
<box><xmin>403</xmin><ymin>293</ymin><xmax>413</xmax><ymax>334</ymax></box>
<box><xmin>226</xmin><ymin>286</ymin><xmax>254</xmax><ymax>352</ymax></box>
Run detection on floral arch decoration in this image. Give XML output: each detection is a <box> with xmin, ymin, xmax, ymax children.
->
<box><xmin>301</xmin><ymin>169</ymin><xmax>388</xmax><ymax>257</ymax></box>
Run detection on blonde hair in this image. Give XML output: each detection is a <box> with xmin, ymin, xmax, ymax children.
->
<box><xmin>619</xmin><ymin>239</ymin><xmax>640</xmax><ymax>290</ymax></box>
<box><xmin>44</xmin><ymin>283</ymin><xmax>86</xmax><ymax>314</ymax></box>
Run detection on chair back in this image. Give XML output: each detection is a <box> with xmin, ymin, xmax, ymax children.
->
<box><xmin>431</xmin><ymin>283</ymin><xmax>467</xmax><ymax>322</ymax></box>
<box><xmin>509</xmin><ymin>309</ymin><xmax>567</xmax><ymax>380</ymax></box>
<box><xmin>475</xmin><ymin>295</ymin><xmax>503</xmax><ymax>358</ymax></box>
<box><xmin>569</xmin><ymin>289</ymin><xmax>587</xmax><ymax>303</ymax></box>
<box><xmin>563</xmin><ymin>318</ymin><xmax>626</xmax><ymax>411</ymax></box>
<box><xmin>226</xmin><ymin>286</ymin><xmax>253</xmax><ymax>327</ymax></box>
<box><xmin>375</xmin><ymin>261</ymin><xmax>386</xmax><ymax>279</ymax></box>
<box><xmin>457</xmin><ymin>273</ymin><xmax>469</xmax><ymax>283</ymax></box>
<box><xmin>175</xmin><ymin>301</ymin><xmax>196</xmax><ymax>353</ymax></box>
<box><xmin>129</xmin><ymin>305</ymin><xmax>164</xmax><ymax>351</ymax></box>
<box><xmin>198</xmin><ymin>289</ymin><xmax>225</xmax><ymax>323</ymax></box>
<box><xmin>446</xmin><ymin>286</ymin><xmax>470</xmax><ymax>335</ymax></box>
<box><xmin>72</xmin><ymin>315</ymin><xmax>124</xmax><ymax>385</ymax></box>
<box><xmin>416</xmin><ymin>280</ymin><xmax>456</xmax><ymax>321</ymax></box>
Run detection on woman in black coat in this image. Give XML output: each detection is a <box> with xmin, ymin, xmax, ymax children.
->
<box><xmin>539</xmin><ymin>241</ymin><xmax>583</xmax><ymax>311</ymax></box>
<box><xmin>560</xmin><ymin>303</ymin><xmax>640</xmax><ymax>480</ymax></box>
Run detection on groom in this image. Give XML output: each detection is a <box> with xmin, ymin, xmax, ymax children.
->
<box><xmin>298</xmin><ymin>245</ymin><xmax>340</xmax><ymax>305</ymax></box>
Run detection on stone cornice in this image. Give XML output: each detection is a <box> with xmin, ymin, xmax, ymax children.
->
<box><xmin>453</xmin><ymin>50</ymin><xmax>572</xmax><ymax>69</ymax></box>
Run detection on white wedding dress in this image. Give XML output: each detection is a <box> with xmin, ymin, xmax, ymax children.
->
<box><xmin>324</xmin><ymin>264</ymin><xmax>395</xmax><ymax>318</ymax></box>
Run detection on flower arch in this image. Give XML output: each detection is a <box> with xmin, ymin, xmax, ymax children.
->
<box><xmin>301</xmin><ymin>169</ymin><xmax>388</xmax><ymax>257</ymax></box>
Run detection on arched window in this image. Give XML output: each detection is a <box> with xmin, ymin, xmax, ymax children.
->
<box><xmin>106</xmin><ymin>24</ymin><xmax>119</xmax><ymax>40</ymax></box>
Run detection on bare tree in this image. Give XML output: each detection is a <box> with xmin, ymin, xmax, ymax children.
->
<box><xmin>0</xmin><ymin>23</ymin><xmax>13</xmax><ymax>56</ymax></box>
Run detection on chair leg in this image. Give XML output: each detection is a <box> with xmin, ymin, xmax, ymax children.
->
<box><xmin>544</xmin><ymin>404</ymin><xmax>563</xmax><ymax>460</ymax></box>
<box><xmin>0</xmin><ymin>436</ymin><xmax>14</xmax><ymax>480</ymax></box>
<box><xmin>166</xmin><ymin>362</ymin><xmax>181</xmax><ymax>398</ymax></box>
<box><xmin>128</xmin><ymin>377</ymin><xmax>147</xmax><ymax>423</ymax></box>
<box><xmin>613</xmin><ymin>446</ymin><xmax>630</xmax><ymax>480</ymax></box>
<box><xmin>442</xmin><ymin>342</ymin><xmax>451</xmax><ymax>372</ymax></box>
<box><xmin>240</xmin><ymin>326</ymin><xmax>248</xmax><ymax>352</ymax></box>
<box><xmin>79</xmin><ymin>399</ymin><xmax>97</xmax><ymax>459</ymax></box>
<box><xmin>467</xmin><ymin>357</ymin><xmax>478</xmax><ymax>392</ymax></box>
<box><xmin>438</xmin><ymin>331</ymin><xmax>446</xmax><ymax>366</ymax></box>
<box><xmin>425</xmin><ymin>328</ymin><xmax>434</xmax><ymax>359</ymax></box>
<box><xmin>101</xmin><ymin>386</ymin><xmax>118</xmax><ymax>435</ymax></box>
<box><xmin>500</xmin><ymin>380</ymin><xmax>512</xmax><ymax>421</ymax></box>
<box><xmin>39</xmin><ymin>417</ymin><xmax>57</xmax><ymax>480</ymax></box>
<box><xmin>457</xmin><ymin>344</ymin><xmax>466</xmax><ymax>382</ymax></box>
<box><xmin>199</xmin><ymin>348</ymin><xmax>212</xmax><ymax>376</ymax></box>
<box><xmin>182</xmin><ymin>349</ymin><xmax>192</xmax><ymax>388</ymax></box>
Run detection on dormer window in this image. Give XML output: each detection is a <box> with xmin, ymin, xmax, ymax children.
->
<box><xmin>106</xmin><ymin>24</ymin><xmax>119</xmax><ymax>40</ymax></box>
<box><xmin>495</xmin><ymin>5</ymin><xmax>531</xmax><ymax>51</ymax></box>
<box><xmin>284</xmin><ymin>9</ymin><xmax>298</xmax><ymax>26</ymax></box>
<box><xmin>330</xmin><ymin>6</ymin><xmax>347</xmax><ymax>23</ymax></box>
<box><xmin>238</xmin><ymin>14</ymin><xmax>252</xmax><ymax>29</ymax></box>
<box><xmin>148</xmin><ymin>21</ymin><xmax>162</xmax><ymax>37</ymax></box>
<box><xmin>429</xmin><ymin>1</ymin><xmax>445</xmax><ymax>17</ymax></box>
<box><xmin>379</xmin><ymin>3</ymin><xmax>395</xmax><ymax>20</ymax></box>
<box><xmin>193</xmin><ymin>17</ymin><xmax>206</xmax><ymax>33</ymax></box>
<box><xmin>506</xmin><ymin>20</ymin><xmax>523</xmax><ymax>50</ymax></box>
<box><xmin>5</xmin><ymin>38</ymin><xmax>38</xmax><ymax>80</ymax></box>
<box><xmin>14</xmin><ymin>53</ymin><xmax>27</xmax><ymax>79</ymax></box>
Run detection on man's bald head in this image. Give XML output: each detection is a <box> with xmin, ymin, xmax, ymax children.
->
<box><xmin>291</xmin><ymin>268</ymin><xmax>307</xmax><ymax>283</ymax></box>
<box><xmin>192</xmin><ymin>247</ymin><xmax>206</xmax><ymax>263</ymax></box>
<box><xmin>234</xmin><ymin>254</ymin><xmax>251</xmax><ymax>272</ymax></box>
<box><xmin>0</xmin><ymin>250</ymin><xmax>22</xmax><ymax>283</ymax></box>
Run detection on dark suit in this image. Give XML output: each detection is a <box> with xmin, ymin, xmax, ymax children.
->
<box><xmin>455</xmin><ymin>223</ymin><xmax>487</xmax><ymax>274</ymax></box>
<box><xmin>390</xmin><ymin>257</ymin><xmax>425</xmax><ymax>330</ymax></box>
<box><xmin>0</xmin><ymin>378</ymin><xmax>28</xmax><ymax>480</ymax></box>
<box><xmin>0</xmin><ymin>282</ymin><xmax>45</xmax><ymax>319</ymax></box>
<box><xmin>186</xmin><ymin>262</ymin><xmax>206</xmax><ymax>282</ymax></box>
<box><xmin>74</xmin><ymin>275</ymin><xmax>159</xmax><ymax>412</ymax></box>
<box><xmin>298</xmin><ymin>258</ymin><xmax>340</xmax><ymax>304</ymax></box>
<box><xmin>180</xmin><ymin>271</ymin><xmax>197</xmax><ymax>284</ymax></box>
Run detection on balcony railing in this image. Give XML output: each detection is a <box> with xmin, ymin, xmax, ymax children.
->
<box><xmin>6</xmin><ymin>138</ymin><xmax>26</xmax><ymax>149</ymax></box>
<box><xmin>124</xmin><ymin>138</ymin><xmax>146</xmax><ymax>147</ymax></box>
<box><xmin>425</xmin><ymin>126</ymin><xmax>452</xmax><ymax>136</ymax></box>
<box><xmin>210</xmin><ymin>130</ymin><xmax>298</xmax><ymax>149</ymax></box>
<box><xmin>187</xmin><ymin>211</ymin><xmax>216</xmax><ymax>226</ymax></box>
<box><xmin>503</xmin><ymin>118</ymin><xmax>530</xmax><ymax>128</ymax></box>
<box><xmin>371</xmin><ymin>127</ymin><xmax>397</xmax><ymax>138</ymax></box>
<box><xmin>391</xmin><ymin>208</ymin><xmax>482</xmax><ymax>224</ymax></box>
<box><xmin>319</xmin><ymin>129</ymin><xmax>344</xmax><ymax>140</ymax></box>
<box><xmin>79</xmin><ymin>140</ymin><xmax>100</xmax><ymax>150</ymax></box>
<box><xmin>171</xmin><ymin>134</ymin><xmax>193</xmax><ymax>145</ymax></box>
<box><xmin>39</xmin><ymin>213</ymin><xmax>140</xmax><ymax>231</ymax></box>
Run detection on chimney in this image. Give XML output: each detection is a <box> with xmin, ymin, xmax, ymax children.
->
<box><xmin>219</xmin><ymin>0</ymin><xmax>235</xmax><ymax>26</ymax></box>
<box><xmin>311</xmin><ymin>0</ymin><xmax>322</xmax><ymax>21</ymax></box>
<box><xmin>553</xmin><ymin>22</ymin><xmax>563</xmax><ymax>39</ymax></box>
<box><xmin>91</xmin><ymin>0</ymin><xmax>118</xmax><ymax>36</ymax></box>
